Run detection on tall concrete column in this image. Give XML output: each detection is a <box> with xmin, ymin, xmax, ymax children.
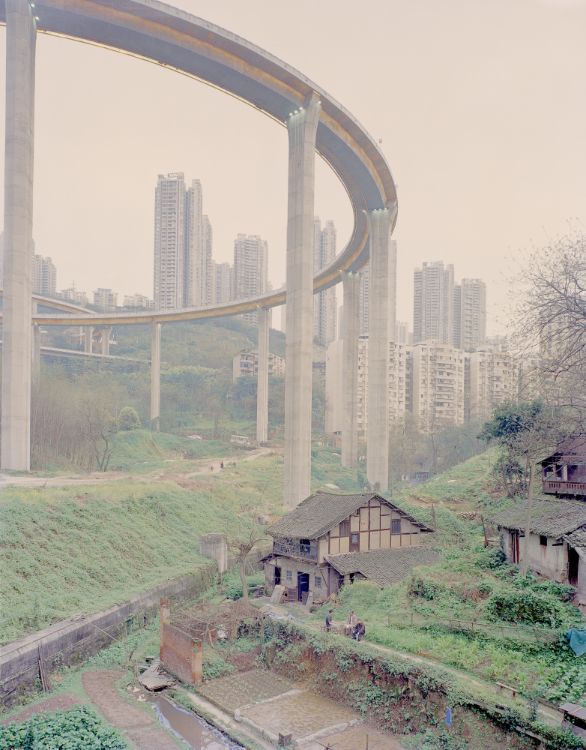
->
<box><xmin>1</xmin><ymin>1</ymin><xmax>36</xmax><ymax>470</ymax></box>
<box><xmin>256</xmin><ymin>307</ymin><xmax>269</xmax><ymax>445</ymax></box>
<box><xmin>283</xmin><ymin>93</ymin><xmax>321</xmax><ymax>509</ymax></box>
<box><xmin>341</xmin><ymin>272</ymin><xmax>359</xmax><ymax>468</ymax></box>
<box><xmin>31</xmin><ymin>323</ymin><xmax>41</xmax><ymax>387</ymax></box>
<box><xmin>366</xmin><ymin>206</ymin><xmax>396</xmax><ymax>491</ymax></box>
<box><xmin>83</xmin><ymin>326</ymin><xmax>94</xmax><ymax>354</ymax></box>
<box><xmin>150</xmin><ymin>322</ymin><xmax>161</xmax><ymax>431</ymax></box>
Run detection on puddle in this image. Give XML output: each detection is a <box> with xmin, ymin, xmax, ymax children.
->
<box><xmin>149</xmin><ymin>693</ymin><xmax>243</xmax><ymax>750</ymax></box>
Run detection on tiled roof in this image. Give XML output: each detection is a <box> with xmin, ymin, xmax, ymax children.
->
<box><xmin>492</xmin><ymin>499</ymin><xmax>586</xmax><ymax>537</ymax></box>
<box><xmin>326</xmin><ymin>547</ymin><xmax>440</xmax><ymax>587</ymax></box>
<box><xmin>541</xmin><ymin>434</ymin><xmax>586</xmax><ymax>465</ymax></box>
<box><xmin>267</xmin><ymin>492</ymin><xmax>433</xmax><ymax>540</ymax></box>
<box><xmin>564</xmin><ymin>525</ymin><xmax>586</xmax><ymax>549</ymax></box>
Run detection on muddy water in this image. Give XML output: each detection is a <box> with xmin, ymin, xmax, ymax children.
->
<box><xmin>149</xmin><ymin>694</ymin><xmax>243</xmax><ymax>750</ymax></box>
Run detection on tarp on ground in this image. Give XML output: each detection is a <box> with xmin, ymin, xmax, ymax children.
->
<box><xmin>566</xmin><ymin>629</ymin><xmax>586</xmax><ymax>656</ymax></box>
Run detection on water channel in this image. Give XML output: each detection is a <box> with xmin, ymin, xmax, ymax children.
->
<box><xmin>149</xmin><ymin>693</ymin><xmax>244</xmax><ymax>750</ymax></box>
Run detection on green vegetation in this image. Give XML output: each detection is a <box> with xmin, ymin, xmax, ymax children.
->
<box><xmin>0</xmin><ymin>453</ymin><xmax>284</xmax><ymax>643</ymax></box>
<box><xmin>108</xmin><ymin>429</ymin><xmax>233</xmax><ymax>472</ymax></box>
<box><xmin>0</xmin><ymin>446</ymin><xmax>360</xmax><ymax>643</ymax></box>
<box><xmin>0</xmin><ymin>706</ymin><xmax>127</xmax><ymax>749</ymax></box>
<box><xmin>322</xmin><ymin>555</ymin><xmax>584</xmax><ymax>706</ymax></box>
<box><xmin>263</xmin><ymin>619</ymin><xmax>584</xmax><ymax>750</ymax></box>
<box><xmin>401</xmin><ymin>448</ymin><xmax>498</xmax><ymax>509</ymax></box>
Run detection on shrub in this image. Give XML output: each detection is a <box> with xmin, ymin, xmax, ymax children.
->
<box><xmin>117</xmin><ymin>406</ymin><xmax>141</xmax><ymax>431</ymax></box>
<box><xmin>408</xmin><ymin>576</ymin><xmax>443</xmax><ymax>601</ymax></box>
<box><xmin>474</xmin><ymin>546</ymin><xmax>507</xmax><ymax>570</ymax></box>
<box><xmin>485</xmin><ymin>590</ymin><xmax>565</xmax><ymax>627</ymax></box>
<box><xmin>221</xmin><ymin>569</ymin><xmax>264</xmax><ymax>600</ymax></box>
<box><xmin>339</xmin><ymin>580</ymin><xmax>380</xmax><ymax>608</ymax></box>
<box><xmin>531</xmin><ymin>579</ymin><xmax>576</xmax><ymax>603</ymax></box>
<box><xmin>0</xmin><ymin>706</ymin><xmax>127</xmax><ymax>749</ymax></box>
<box><xmin>202</xmin><ymin>650</ymin><xmax>235</xmax><ymax>680</ymax></box>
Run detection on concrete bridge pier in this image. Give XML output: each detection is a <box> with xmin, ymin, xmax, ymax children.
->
<box><xmin>341</xmin><ymin>272</ymin><xmax>359</xmax><ymax>468</ymax></box>
<box><xmin>1</xmin><ymin>0</ymin><xmax>36</xmax><ymax>471</ymax></box>
<box><xmin>256</xmin><ymin>307</ymin><xmax>269</xmax><ymax>445</ymax></box>
<box><xmin>366</xmin><ymin>206</ymin><xmax>396</xmax><ymax>491</ymax></box>
<box><xmin>283</xmin><ymin>93</ymin><xmax>321</xmax><ymax>509</ymax></box>
<box><xmin>99</xmin><ymin>327</ymin><xmax>112</xmax><ymax>356</ymax></box>
<box><xmin>83</xmin><ymin>326</ymin><xmax>94</xmax><ymax>354</ymax></box>
<box><xmin>150</xmin><ymin>322</ymin><xmax>161</xmax><ymax>431</ymax></box>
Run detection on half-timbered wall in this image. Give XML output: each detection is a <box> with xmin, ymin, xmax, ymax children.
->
<box><xmin>326</xmin><ymin>497</ymin><xmax>421</xmax><ymax>556</ymax></box>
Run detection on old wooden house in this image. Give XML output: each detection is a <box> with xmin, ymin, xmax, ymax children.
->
<box><xmin>541</xmin><ymin>435</ymin><xmax>586</xmax><ymax>499</ymax></box>
<box><xmin>493</xmin><ymin>499</ymin><xmax>586</xmax><ymax>605</ymax></box>
<box><xmin>264</xmin><ymin>492</ymin><xmax>436</xmax><ymax>603</ymax></box>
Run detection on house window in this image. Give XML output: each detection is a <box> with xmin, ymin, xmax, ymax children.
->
<box><xmin>300</xmin><ymin>539</ymin><xmax>311</xmax><ymax>554</ymax></box>
<box><xmin>539</xmin><ymin>535</ymin><xmax>548</xmax><ymax>547</ymax></box>
<box><xmin>286</xmin><ymin>570</ymin><xmax>292</xmax><ymax>582</ymax></box>
<box><xmin>314</xmin><ymin>576</ymin><xmax>322</xmax><ymax>588</ymax></box>
<box><xmin>339</xmin><ymin>520</ymin><xmax>350</xmax><ymax>537</ymax></box>
<box><xmin>391</xmin><ymin>519</ymin><xmax>402</xmax><ymax>535</ymax></box>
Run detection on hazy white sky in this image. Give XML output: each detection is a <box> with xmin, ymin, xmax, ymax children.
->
<box><xmin>0</xmin><ymin>0</ymin><xmax>585</xmax><ymax>333</ymax></box>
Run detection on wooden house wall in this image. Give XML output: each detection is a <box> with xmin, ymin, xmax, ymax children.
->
<box><xmin>322</xmin><ymin>496</ymin><xmax>422</xmax><ymax>558</ymax></box>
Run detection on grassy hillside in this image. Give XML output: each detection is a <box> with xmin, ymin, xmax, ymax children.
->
<box><xmin>108</xmin><ymin>429</ymin><xmax>235</xmax><ymax>472</ymax></box>
<box><xmin>0</xmin><ymin>445</ymin><xmax>362</xmax><ymax>644</ymax></box>
<box><xmin>399</xmin><ymin>448</ymin><xmax>498</xmax><ymax>510</ymax></box>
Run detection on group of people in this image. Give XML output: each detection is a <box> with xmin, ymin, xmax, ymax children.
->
<box><xmin>324</xmin><ymin>609</ymin><xmax>366</xmax><ymax>641</ymax></box>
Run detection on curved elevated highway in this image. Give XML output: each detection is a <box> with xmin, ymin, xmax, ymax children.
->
<box><xmin>0</xmin><ymin>0</ymin><xmax>398</xmax><ymax>503</ymax></box>
<box><xmin>1</xmin><ymin>0</ymin><xmax>396</xmax><ymax>326</ymax></box>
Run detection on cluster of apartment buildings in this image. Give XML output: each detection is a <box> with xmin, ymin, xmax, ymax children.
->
<box><xmin>327</xmin><ymin>261</ymin><xmax>523</xmax><ymax>437</ymax></box>
<box><xmin>153</xmin><ymin>172</ymin><xmax>268</xmax><ymax>324</ymax></box>
<box><xmin>153</xmin><ymin>172</ymin><xmax>338</xmax><ymax>340</ymax></box>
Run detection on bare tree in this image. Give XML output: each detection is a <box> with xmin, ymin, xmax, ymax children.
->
<box><xmin>513</xmin><ymin>233</ymin><xmax>586</xmax><ymax>425</ymax></box>
<box><xmin>79</xmin><ymin>396</ymin><xmax>118</xmax><ymax>471</ymax></box>
<box><xmin>229</xmin><ymin>528</ymin><xmax>267</xmax><ymax>602</ymax></box>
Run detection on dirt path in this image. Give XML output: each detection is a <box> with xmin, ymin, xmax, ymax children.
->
<box><xmin>2</xmin><ymin>694</ymin><xmax>81</xmax><ymax>725</ymax></box>
<box><xmin>0</xmin><ymin>446</ymin><xmax>274</xmax><ymax>490</ymax></box>
<box><xmin>82</xmin><ymin>670</ymin><xmax>181</xmax><ymax>750</ymax></box>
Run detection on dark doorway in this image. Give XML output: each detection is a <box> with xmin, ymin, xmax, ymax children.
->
<box><xmin>274</xmin><ymin>567</ymin><xmax>281</xmax><ymax>586</ymax></box>
<box><xmin>297</xmin><ymin>572</ymin><xmax>310</xmax><ymax>602</ymax></box>
<box><xmin>511</xmin><ymin>532</ymin><xmax>520</xmax><ymax>564</ymax></box>
<box><xmin>568</xmin><ymin>546</ymin><xmax>579</xmax><ymax>586</ymax></box>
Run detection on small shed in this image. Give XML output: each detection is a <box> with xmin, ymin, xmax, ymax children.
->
<box><xmin>559</xmin><ymin>703</ymin><xmax>586</xmax><ymax>741</ymax></box>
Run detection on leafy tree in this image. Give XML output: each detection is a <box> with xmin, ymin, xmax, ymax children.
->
<box><xmin>481</xmin><ymin>401</ymin><xmax>559</xmax><ymax>572</ymax></box>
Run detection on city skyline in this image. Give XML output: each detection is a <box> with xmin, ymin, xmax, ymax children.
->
<box><xmin>0</xmin><ymin>0</ymin><xmax>584</xmax><ymax>334</ymax></box>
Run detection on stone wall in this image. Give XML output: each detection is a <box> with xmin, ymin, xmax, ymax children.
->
<box><xmin>0</xmin><ymin>565</ymin><xmax>215</xmax><ymax>707</ymax></box>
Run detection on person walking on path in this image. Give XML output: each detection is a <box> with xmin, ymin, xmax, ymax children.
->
<box><xmin>353</xmin><ymin>620</ymin><xmax>365</xmax><ymax>641</ymax></box>
<box><xmin>325</xmin><ymin>609</ymin><xmax>334</xmax><ymax>632</ymax></box>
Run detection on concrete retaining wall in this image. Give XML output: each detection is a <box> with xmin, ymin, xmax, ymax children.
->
<box><xmin>0</xmin><ymin>565</ymin><xmax>215</xmax><ymax>707</ymax></box>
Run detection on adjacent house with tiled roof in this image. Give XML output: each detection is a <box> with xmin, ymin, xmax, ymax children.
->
<box><xmin>492</xmin><ymin>498</ymin><xmax>586</xmax><ymax>604</ymax></box>
<box><xmin>263</xmin><ymin>492</ymin><xmax>435</xmax><ymax>603</ymax></box>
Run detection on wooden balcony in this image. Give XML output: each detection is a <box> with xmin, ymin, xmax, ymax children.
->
<box><xmin>273</xmin><ymin>538</ymin><xmax>318</xmax><ymax>561</ymax></box>
<box><xmin>542</xmin><ymin>480</ymin><xmax>586</xmax><ymax>496</ymax></box>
